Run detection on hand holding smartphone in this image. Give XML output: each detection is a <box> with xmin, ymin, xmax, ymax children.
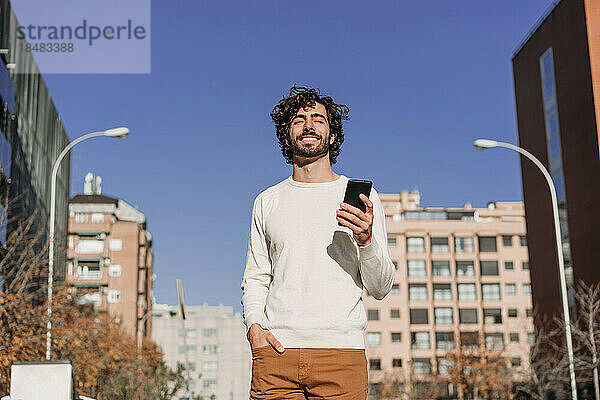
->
<box><xmin>338</xmin><ymin>179</ymin><xmax>372</xmax><ymax>226</ymax></box>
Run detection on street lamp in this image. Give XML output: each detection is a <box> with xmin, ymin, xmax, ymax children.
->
<box><xmin>473</xmin><ymin>138</ymin><xmax>577</xmax><ymax>400</ymax></box>
<box><xmin>46</xmin><ymin>127</ymin><xmax>130</xmax><ymax>361</ymax></box>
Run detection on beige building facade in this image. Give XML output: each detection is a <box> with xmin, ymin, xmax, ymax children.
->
<box><xmin>66</xmin><ymin>173</ymin><xmax>153</xmax><ymax>341</ymax></box>
<box><xmin>151</xmin><ymin>303</ymin><xmax>252</xmax><ymax>400</ymax></box>
<box><xmin>364</xmin><ymin>190</ymin><xmax>533</xmax><ymax>395</ymax></box>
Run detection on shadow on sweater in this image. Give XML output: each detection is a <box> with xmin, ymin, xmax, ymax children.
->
<box><xmin>326</xmin><ymin>230</ymin><xmax>363</xmax><ymax>288</ymax></box>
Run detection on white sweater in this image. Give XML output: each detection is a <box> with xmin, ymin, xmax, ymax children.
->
<box><xmin>240</xmin><ymin>175</ymin><xmax>395</xmax><ymax>348</ymax></box>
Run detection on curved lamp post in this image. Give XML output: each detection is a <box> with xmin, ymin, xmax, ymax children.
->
<box><xmin>473</xmin><ymin>139</ymin><xmax>577</xmax><ymax>400</ymax></box>
<box><xmin>46</xmin><ymin>127</ymin><xmax>129</xmax><ymax>361</ymax></box>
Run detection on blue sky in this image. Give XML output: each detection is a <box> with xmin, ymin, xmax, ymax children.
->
<box><xmin>14</xmin><ymin>0</ymin><xmax>553</xmax><ymax>311</ymax></box>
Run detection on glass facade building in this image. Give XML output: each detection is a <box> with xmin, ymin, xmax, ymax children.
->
<box><xmin>0</xmin><ymin>0</ymin><xmax>70</xmax><ymax>287</ymax></box>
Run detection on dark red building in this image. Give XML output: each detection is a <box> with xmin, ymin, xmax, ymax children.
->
<box><xmin>512</xmin><ymin>0</ymin><xmax>600</xmax><ymax>326</ymax></box>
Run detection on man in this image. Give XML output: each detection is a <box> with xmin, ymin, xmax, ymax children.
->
<box><xmin>241</xmin><ymin>85</ymin><xmax>395</xmax><ymax>399</ymax></box>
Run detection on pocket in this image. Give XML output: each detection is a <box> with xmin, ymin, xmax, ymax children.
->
<box><xmin>251</xmin><ymin>344</ymin><xmax>272</xmax><ymax>356</ymax></box>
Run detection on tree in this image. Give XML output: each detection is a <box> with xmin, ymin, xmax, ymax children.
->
<box><xmin>373</xmin><ymin>333</ymin><xmax>516</xmax><ymax>400</ymax></box>
<box><xmin>513</xmin><ymin>321</ymin><xmax>569</xmax><ymax>400</ymax></box>
<box><xmin>0</xmin><ymin>181</ymin><xmax>184</xmax><ymax>399</ymax></box>
<box><xmin>440</xmin><ymin>333</ymin><xmax>515</xmax><ymax>400</ymax></box>
<box><xmin>539</xmin><ymin>282</ymin><xmax>600</xmax><ymax>400</ymax></box>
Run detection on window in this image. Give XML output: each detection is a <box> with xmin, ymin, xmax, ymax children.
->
<box><xmin>408</xmin><ymin>260</ymin><xmax>426</xmax><ymax>277</ymax></box>
<box><xmin>410</xmin><ymin>309</ymin><xmax>428</xmax><ymax>324</ymax></box>
<box><xmin>511</xmin><ymin>357</ymin><xmax>522</xmax><ymax>367</ymax></box>
<box><xmin>203</xmin><ymin>345</ymin><xmax>218</xmax><ymax>354</ymax></box>
<box><xmin>520</xmin><ymin>236</ymin><xmax>527</xmax><ymax>246</ymax></box>
<box><xmin>456</xmin><ymin>261</ymin><xmax>475</xmax><ymax>276</ymax></box>
<box><xmin>409</xmin><ymin>284</ymin><xmax>428</xmax><ymax>301</ymax></box>
<box><xmin>390</xmin><ymin>309</ymin><xmax>400</xmax><ymax>319</ymax></box>
<box><xmin>387</xmin><ymin>237</ymin><xmax>397</xmax><ymax>247</ymax></box>
<box><xmin>203</xmin><ymin>328</ymin><xmax>218</xmax><ymax>337</ymax></box>
<box><xmin>480</xmin><ymin>261</ymin><xmax>499</xmax><ymax>276</ymax></box>
<box><xmin>203</xmin><ymin>379</ymin><xmax>217</xmax><ymax>389</ymax></box>
<box><xmin>180</xmin><ymin>328</ymin><xmax>196</xmax><ymax>338</ymax></box>
<box><xmin>478</xmin><ymin>236</ymin><xmax>497</xmax><ymax>252</ymax></box>
<box><xmin>432</xmin><ymin>260</ymin><xmax>450</xmax><ymax>276</ymax></box>
<box><xmin>179</xmin><ymin>345</ymin><xmax>196</xmax><ymax>355</ymax></box>
<box><xmin>411</xmin><ymin>332</ymin><xmax>430</xmax><ymax>350</ymax></box>
<box><xmin>460</xmin><ymin>332</ymin><xmax>479</xmax><ymax>349</ymax></box>
<box><xmin>485</xmin><ymin>333</ymin><xmax>504</xmax><ymax>350</ymax></box>
<box><xmin>434</xmin><ymin>307</ymin><xmax>453</xmax><ymax>325</ymax></box>
<box><xmin>369</xmin><ymin>359</ymin><xmax>381</xmax><ymax>371</ymax></box>
<box><xmin>107</xmin><ymin>290</ymin><xmax>120</xmax><ymax>303</ymax></box>
<box><xmin>202</xmin><ymin>361</ymin><xmax>218</xmax><ymax>371</ymax></box>
<box><xmin>78</xmin><ymin>291</ymin><xmax>102</xmax><ymax>306</ymax></box>
<box><xmin>458</xmin><ymin>283</ymin><xmax>476</xmax><ymax>301</ymax></box>
<box><xmin>505</xmin><ymin>283</ymin><xmax>516</xmax><ymax>295</ymax></box>
<box><xmin>431</xmin><ymin>237</ymin><xmax>449</xmax><ymax>253</ymax></box>
<box><xmin>522</xmin><ymin>261</ymin><xmax>530</xmax><ymax>270</ymax></box>
<box><xmin>459</xmin><ymin>308</ymin><xmax>478</xmax><ymax>324</ymax></box>
<box><xmin>509</xmin><ymin>333</ymin><xmax>519</xmax><ymax>342</ymax></box>
<box><xmin>483</xmin><ymin>308</ymin><xmax>502</xmax><ymax>324</ymax></box>
<box><xmin>369</xmin><ymin>383</ymin><xmax>382</xmax><ymax>397</ymax></box>
<box><xmin>391</xmin><ymin>332</ymin><xmax>402</xmax><ymax>343</ymax></box>
<box><xmin>108</xmin><ymin>264</ymin><xmax>122</xmax><ymax>277</ymax></box>
<box><xmin>75</xmin><ymin>213</ymin><xmax>88</xmax><ymax>223</ymax></box>
<box><xmin>482</xmin><ymin>284</ymin><xmax>501</xmax><ymax>300</ymax></box>
<box><xmin>528</xmin><ymin>333</ymin><xmax>536</xmax><ymax>343</ymax></box>
<box><xmin>433</xmin><ymin>284</ymin><xmax>452</xmax><ymax>301</ymax></box>
<box><xmin>91</xmin><ymin>213</ymin><xmax>104</xmax><ymax>223</ymax></box>
<box><xmin>412</xmin><ymin>358</ymin><xmax>431</xmax><ymax>375</ymax></box>
<box><xmin>523</xmin><ymin>284</ymin><xmax>532</xmax><ymax>294</ymax></box>
<box><xmin>526</xmin><ymin>308</ymin><xmax>533</xmax><ymax>318</ymax></box>
<box><xmin>502</xmin><ymin>235</ymin><xmax>513</xmax><ymax>246</ymax></box>
<box><xmin>367</xmin><ymin>309</ymin><xmax>379</xmax><ymax>321</ymax></box>
<box><xmin>367</xmin><ymin>332</ymin><xmax>381</xmax><ymax>346</ymax></box>
<box><xmin>436</xmin><ymin>332</ymin><xmax>455</xmax><ymax>350</ymax></box>
<box><xmin>504</xmin><ymin>261</ymin><xmax>514</xmax><ymax>270</ymax></box>
<box><xmin>437</xmin><ymin>358</ymin><xmax>455</xmax><ymax>376</ymax></box>
<box><xmin>76</xmin><ymin>262</ymin><xmax>102</xmax><ymax>279</ymax></box>
<box><xmin>109</xmin><ymin>238</ymin><xmax>122</xmax><ymax>251</ymax></box>
<box><xmin>407</xmin><ymin>237</ymin><xmax>425</xmax><ymax>253</ymax></box>
<box><xmin>508</xmin><ymin>308</ymin><xmax>518</xmax><ymax>318</ymax></box>
<box><xmin>392</xmin><ymin>358</ymin><xmax>402</xmax><ymax>368</ymax></box>
<box><xmin>185</xmin><ymin>362</ymin><xmax>196</xmax><ymax>371</ymax></box>
<box><xmin>390</xmin><ymin>284</ymin><xmax>400</xmax><ymax>295</ymax></box>
<box><xmin>455</xmin><ymin>237</ymin><xmax>474</xmax><ymax>253</ymax></box>
<box><xmin>76</xmin><ymin>240</ymin><xmax>104</xmax><ymax>254</ymax></box>
<box><xmin>392</xmin><ymin>261</ymin><xmax>398</xmax><ymax>270</ymax></box>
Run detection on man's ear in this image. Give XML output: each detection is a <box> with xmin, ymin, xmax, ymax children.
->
<box><xmin>330</xmin><ymin>134</ymin><xmax>336</xmax><ymax>145</ymax></box>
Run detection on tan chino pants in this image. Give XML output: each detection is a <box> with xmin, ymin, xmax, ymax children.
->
<box><xmin>250</xmin><ymin>346</ymin><xmax>368</xmax><ymax>400</ymax></box>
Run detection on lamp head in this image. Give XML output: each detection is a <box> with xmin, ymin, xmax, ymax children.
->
<box><xmin>473</xmin><ymin>139</ymin><xmax>498</xmax><ymax>150</ymax></box>
<box><xmin>104</xmin><ymin>127</ymin><xmax>130</xmax><ymax>139</ymax></box>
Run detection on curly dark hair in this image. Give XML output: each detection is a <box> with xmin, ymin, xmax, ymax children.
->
<box><xmin>270</xmin><ymin>85</ymin><xmax>349</xmax><ymax>164</ymax></box>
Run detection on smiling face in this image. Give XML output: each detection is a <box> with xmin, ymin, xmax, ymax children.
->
<box><xmin>287</xmin><ymin>102</ymin><xmax>335</xmax><ymax>161</ymax></box>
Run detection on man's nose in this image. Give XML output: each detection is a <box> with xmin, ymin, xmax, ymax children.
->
<box><xmin>304</xmin><ymin>118</ymin><xmax>315</xmax><ymax>130</ymax></box>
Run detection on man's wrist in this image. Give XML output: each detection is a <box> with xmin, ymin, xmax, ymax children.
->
<box><xmin>357</xmin><ymin>238</ymin><xmax>372</xmax><ymax>247</ymax></box>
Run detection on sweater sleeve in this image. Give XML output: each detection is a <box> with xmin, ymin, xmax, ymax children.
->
<box><xmin>357</xmin><ymin>188</ymin><xmax>395</xmax><ymax>300</ymax></box>
<box><xmin>240</xmin><ymin>195</ymin><xmax>272</xmax><ymax>333</ymax></box>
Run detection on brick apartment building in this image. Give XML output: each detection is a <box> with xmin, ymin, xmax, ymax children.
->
<box><xmin>364</xmin><ymin>190</ymin><xmax>533</xmax><ymax>395</ymax></box>
<box><xmin>66</xmin><ymin>173</ymin><xmax>153</xmax><ymax>341</ymax></box>
<box><xmin>512</xmin><ymin>0</ymin><xmax>600</xmax><ymax>325</ymax></box>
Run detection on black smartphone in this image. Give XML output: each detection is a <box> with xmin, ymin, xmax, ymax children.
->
<box><xmin>338</xmin><ymin>179</ymin><xmax>373</xmax><ymax>226</ymax></box>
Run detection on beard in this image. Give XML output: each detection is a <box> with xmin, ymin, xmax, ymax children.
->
<box><xmin>289</xmin><ymin>132</ymin><xmax>330</xmax><ymax>160</ymax></box>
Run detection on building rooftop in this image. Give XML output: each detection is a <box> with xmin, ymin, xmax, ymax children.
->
<box><xmin>70</xmin><ymin>194</ymin><xmax>118</xmax><ymax>205</ymax></box>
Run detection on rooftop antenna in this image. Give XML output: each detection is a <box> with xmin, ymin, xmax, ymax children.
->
<box><xmin>95</xmin><ymin>176</ymin><xmax>102</xmax><ymax>194</ymax></box>
<box><xmin>83</xmin><ymin>173</ymin><xmax>93</xmax><ymax>194</ymax></box>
